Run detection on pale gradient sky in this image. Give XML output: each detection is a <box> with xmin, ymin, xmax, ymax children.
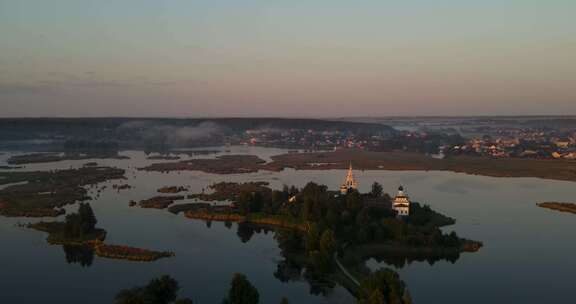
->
<box><xmin>1</xmin><ymin>0</ymin><xmax>575</xmax><ymax>117</ymax></box>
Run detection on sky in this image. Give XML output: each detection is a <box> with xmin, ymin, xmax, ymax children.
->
<box><xmin>1</xmin><ymin>0</ymin><xmax>575</xmax><ymax>117</ymax></box>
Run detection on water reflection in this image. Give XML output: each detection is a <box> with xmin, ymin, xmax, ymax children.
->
<box><xmin>434</xmin><ymin>178</ymin><xmax>496</xmax><ymax>194</ymax></box>
<box><xmin>367</xmin><ymin>251</ymin><xmax>460</xmax><ymax>269</ymax></box>
<box><xmin>236</xmin><ymin>223</ymin><xmax>272</xmax><ymax>243</ymax></box>
<box><xmin>229</xmin><ymin>224</ymin><xmax>340</xmax><ymax>296</ymax></box>
<box><xmin>231</xmin><ymin>221</ymin><xmax>466</xmax><ymax>301</ymax></box>
<box><xmin>63</xmin><ymin>245</ymin><xmax>94</xmax><ymax>267</ymax></box>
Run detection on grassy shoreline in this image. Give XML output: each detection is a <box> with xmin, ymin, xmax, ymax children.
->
<box><xmin>137</xmin><ymin>148</ymin><xmax>576</xmax><ymax>182</ymax></box>
<box><xmin>184</xmin><ymin>210</ymin><xmax>308</xmax><ymax>231</ymax></box>
<box><xmin>269</xmin><ymin>149</ymin><xmax>576</xmax><ymax>182</ymax></box>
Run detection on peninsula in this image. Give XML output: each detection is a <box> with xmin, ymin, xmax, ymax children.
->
<box><xmin>0</xmin><ymin>166</ymin><xmax>125</xmax><ymax>217</ymax></box>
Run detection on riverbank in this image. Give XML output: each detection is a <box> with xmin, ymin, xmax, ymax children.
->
<box><xmin>137</xmin><ymin>148</ymin><xmax>576</xmax><ymax>181</ymax></box>
<box><xmin>7</xmin><ymin>152</ymin><xmax>129</xmax><ymax>165</ymax></box>
<box><xmin>268</xmin><ymin>149</ymin><xmax>576</xmax><ymax>182</ymax></box>
<box><xmin>183</xmin><ymin>206</ymin><xmax>480</xmax><ymax>258</ymax></box>
<box><xmin>140</xmin><ymin>155</ymin><xmax>282</xmax><ymax>174</ymax></box>
<box><xmin>184</xmin><ymin>208</ymin><xmax>307</xmax><ymax>231</ymax></box>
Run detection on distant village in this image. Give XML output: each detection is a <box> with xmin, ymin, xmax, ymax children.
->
<box><xmin>235</xmin><ymin>125</ymin><xmax>576</xmax><ymax>160</ymax></box>
<box><xmin>2</xmin><ymin>117</ymin><xmax>575</xmax><ymax>161</ymax></box>
<box><xmin>444</xmin><ymin>128</ymin><xmax>576</xmax><ymax>160</ymax></box>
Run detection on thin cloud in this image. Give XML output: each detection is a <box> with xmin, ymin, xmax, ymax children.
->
<box><xmin>37</xmin><ymin>76</ymin><xmax>178</xmax><ymax>88</ymax></box>
<box><xmin>0</xmin><ymin>82</ymin><xmax>60</xmax><ymax>95</ymax></box>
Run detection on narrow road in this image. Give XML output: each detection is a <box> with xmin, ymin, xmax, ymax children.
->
<box><xmin>334</xmin><ymin>252</ymin><xmax>360</xmax><ymax>286</ymax></box>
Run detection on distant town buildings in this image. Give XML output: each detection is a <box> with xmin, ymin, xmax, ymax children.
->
<box><xmin>446</xmin><ymin>129</ymin><xmax>576</xmax><ymax>160</ymax></box>
<box><xmin>235</xmin><ymin>122</ymin><xmax>576</xmax><ymax>162</ymax></box>
<box><xmin>340</xmin><ymin>163</ymin><xmax>358</xmax><ymax>194</ymax></box>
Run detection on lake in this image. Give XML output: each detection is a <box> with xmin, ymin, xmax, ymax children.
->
<box><xmin>1</xmin><ymin>146</ymin><xmax>574</xmax><ymax>303</ymax></box>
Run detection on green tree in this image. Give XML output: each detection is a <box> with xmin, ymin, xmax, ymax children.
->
<box><xmin>249</xmin><ymin>192</ymin><xmax>263</xmax><ymax>213</ymax></box>
<box><xmin>145</xmin><ymin>275</ymin><xmax>180</xmax><ymax>303</ymax></box>
<box><xmin>78</xmin><ymin>202</ymin><xmax>97</xmax><ymax>232</ymax></box>
<box><xmin>358</xmin><ymin>289</ymin><xmax>385</xmax><ymax>304</ymax></box>
<box><xmin>64</xmin><ymin>213</ymin><xmax>82</xmax><ymax>237</ymax></box>
<box><xmin>271</xmin><ymin>190</ymin><xmax>284</xmax><ymax>204</ymax></box>
<box><xmin>64</xmin><ymin>203</ymin><xmax>98</xmax><ymax>238</ymax></box>
<box><xmin>319</xmin><ymin>229</ymin><xmax>337</xmax><ymax>254</ymax></box>
<box><xmin>226</xmin><ymin>273</ymin><xmax>260</xmax><ymax>304</ymax></box>
<box><xmin>115</xmin><ymin>289</ymin><xmax>145</xmax><ymax>304</ymax></box>
<box><xmin>308</xmin><ymin>250</ymin><xmax>332</xmax><ymax>274</ymax></box>
<box><xmin>357</xmin><ymin>269</ymin><xmax>410</xmax><ymax>304</ymax></box>
<box><xmin>305</xmin><ymin>224</ymin><xmax>320</xmax><ymax>253</ymax></box>
<box><xmin>275</xmin><ymin>229</ymin><xmax>303</xmax><ymax>253</ymax></box>
<box><xmin>237</xmin><ymin>190</ymin><xmax>253</xmax><ymax>215</ymax></box>
<box><xmin>345</xmin><ymin>190</ymin><xmax>362</xmax><ymax>213</ymax></box>
<box><xmin>302</xmin><ymin>198</ymin><xmax>315</xmax><ymax>221</ymax></box>
<box><xmin>370</xmin><ymin>182</ymin><xmax>383</xmax><ymax>198</ymax></box>
<box><xmin>115</xmin><ymin>275</ymin><xmax>180</xmax><ymax>304</ymax></box>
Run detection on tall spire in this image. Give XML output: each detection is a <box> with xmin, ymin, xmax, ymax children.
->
<box><xmin>340</xmin><ymin>162</ymin><xmax>358</xmax><ymax>194</ymax></box>
<box><xmin>346</xmin><ymin>162</ymin><xmax>354</xmax><ymax>182</ymax></box>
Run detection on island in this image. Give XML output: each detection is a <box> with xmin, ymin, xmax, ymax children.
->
<box><xmin>187</xmin><ymin>181</ymin><xmax>272</xmax><ymax>202</ymax></box>
<box><xmin>146</xmin><ymin>155</ymin><xmax>181</xmax><ymax>160</ymax></box>
<box><xmin>0</xmin><ymin>165</ymin><xmax>24</xmax><ymax>169</ymax></box>
<box><xmin>157</xmin><ymin>186</ymin><xmax>188</xmax><ymax>193</ymax></box>
<box><xmin>140</xmin><ymin>155</ymin><xmax>282</xmax><ymax>174</ymax></box>
<box><xmin>537</xmin><ymin>202</ymin><xmax>576</xmax><ymax>214</ymax></box>
<box><xmin>132</xmin><ymin>195</ymin><xmax>186</xmax><ymax>209</ymax></box>
<box><xmin>0</xmin><ymin>166</ymin><xmax>126</xmax><ymax>217</ymax></box>
<box><xmin>7</xmin><ymin>152</ymin><xmax>129</xmax><ymax>165</ymax></box>
<box><xmin>170</xmin><ymin>172</ymin><xmax>481</xmax><ymax>301</ymax></box>
<box><xmin>28</xmin><ymin>203</ymin><xmax>174</xmax><ymax>262</ymax></box>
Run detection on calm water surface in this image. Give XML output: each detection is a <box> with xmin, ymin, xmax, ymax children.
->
<box><xmin>0</xmin><ymin>147</ymin><xmax>574</xmax><ymax>303</ymax></box>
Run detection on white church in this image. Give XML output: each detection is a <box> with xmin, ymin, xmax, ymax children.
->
<box><xmin>392</xmin><ymin>185</ymin><xmax>411</xmax><ymax>216</ymax></box>
<box><xmin>339</xmin><ymin>164</ymin><xmax>411</xmax><ymax>216</ymax></box>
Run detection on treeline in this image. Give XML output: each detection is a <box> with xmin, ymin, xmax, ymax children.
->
<box><xmin>0</xmin><ymin>117</ymin><xmax>396</xmax><ymax>148</ymax></box>
<box><xmin>116</xmin><ymin>270</ymin><xmax>409</xmax><ymax>304</ymax></box>
<box><xmin>115</xmin><ymin>273</ymin><xmax>289</xmax><ymax>304</ymax></box>
<box><xmin>371</xmin><ymin>132</ymin><xmax>466</xmax><ymax>154</ymax></box>
<box><xmin>234</xmin><ymin>181</ymin><xmax>466</xmax><ymax>252</ymax></box>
